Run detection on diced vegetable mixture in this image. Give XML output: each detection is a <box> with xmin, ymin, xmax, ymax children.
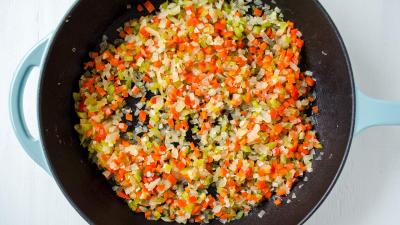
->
<box><xmin>74</xmin><ymin>0</ymin><xmax>322</xmax><ymax>223</ymax></box>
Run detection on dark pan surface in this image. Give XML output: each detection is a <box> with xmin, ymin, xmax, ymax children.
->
<box><xmin>39</xmin><ymin>0</ymin><xmax>355</xmax><ymax>224</ymax></box>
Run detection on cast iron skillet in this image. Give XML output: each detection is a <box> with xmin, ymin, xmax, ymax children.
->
<box><xmin>38</xmin><ymin>0</ymin><xmax>354</xmax><ymax>224</ymax></box>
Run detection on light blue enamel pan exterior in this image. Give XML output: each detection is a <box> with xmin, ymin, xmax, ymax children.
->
<box><xmin>10</xmin><ymin>36</ymin><xmax>52</xmax><ymax>173</ymax></box>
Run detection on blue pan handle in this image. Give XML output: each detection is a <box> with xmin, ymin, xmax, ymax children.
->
<box><xmin>9</xmin><ymin>37</ymin><xmax>51</xmax><ymax>174</ymax></box>
<box><xmin>355</xmin><ymin>88</ymin><xmax>400</xmax><ymax>133</ymax></box>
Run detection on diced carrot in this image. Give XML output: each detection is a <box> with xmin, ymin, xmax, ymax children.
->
<box><xmin>122</xmin><ymin>140</ymin><xmax>130</xmax><ymax>147</ymax></box>
<box><xmin>166</xmin><ymin>118</ymin><xmax>174</xmax><ymax>128</ymax></box>
<box><xmin>139</xmin><ymin>27</ymin><xmax>150</xmax><ymax>38</ymax></box>
<box><xmin>153</xmin><ymin>60</ymin><xmax>162</xmax><ymax>67</ymax></box>
<box><xmin>312</xmin><ymin>106</ymin><xmax>319</xmax><ymax>113</ymax></box>
<box><xmin>287</xmin><ymin>21</ymin><xmax>294</xmax><ymax>28</ymax></box>
<box><xmin>177</xmin><ymin>161</ymin><xmax>185</xmax><ymax>169</ymax></box>
<box><xmin>220</xmin><ymin>168</ymin><xmax>228</xmax><ymax>177</ymax></box>
<box><xmin>189</xmin><ymin>195</ymin><xmax>197</xmax><ymax>203</ymax></box>
<box><xmin>167</xmin><ymin>174</ymin><xmax>177</xmax><ymax>185</ymax></box>
<box><xmin>95</xmin><ymin>62</ymin><xmax>105</xmax><ymax>71</ymax></box>
<box><xmin>142</xmin><ymin>75</ymin><xmax>152</xmax><ymax>82</ymax></box>
<box><xmin>262</xmin><ymin>190</ymin><xmax>271</xmax><ymax>199</ymax></box>
<box><xmin>116</xmin><ymin>190</ymin><xmax>130</xmax><ymax>200</ymax></box>
<box><xmin>125</xmin><ymin>113</ymin><xmax>133</xmax><ymax>121</ymax></box>
<box><xmin>118</xmin><ymin>123</ymin><xmax>128</xmax><ymax>132</ymax></box>
<box><xmin>83</xmin><ymin>61</ymin><xmax>94</xmax><ymax>69</ymax></box>
<box><xmin>156</xmin><ymin>184</ymin><xmax>166</xmax><ymax>192</ymax></box>
<box><xmin>124</xmin><ymin>26</ymin><xmax>133</xmax><ymax>35</ymax></box>
<box><xmin>177</xmin><ymin>199</ymin><xmax>187</xmax><ymax>207</ymax></box>
<box><xmin>214</xmin><ymin>21</ymin><xmax>226</xmax><ymax>31</ymax></box>
<box><xmin>95</xmin><ymin>86</ymin><xmax>106</xmax><ymax>96</ymax></box>
<box><xmin>144</xmin><ymin>211</ymin><xmax>152</xmax><ymax>218</ymax></box>
<box><xmin>89</xmin><ymin>52</ymin><xmax>98</xmax><ymax>59</ymax></box>
<box><xmin>257</xmin><ymin>180</ymin><xmax>267</xmax><ymax>189</ymax></box>
<box><xmin>137</xmin><ymin>4</ymin><xmax>144</xmax><ymax>12</ymax></box>
<box><xmin>139</xmin><ymin>110</ymin><xmax>147</xmax><ymax>122</ymax></box>
<box><xmin>274</xmin><ymin>198</ymin><xmax>282</xmax><ymax>206</ymax></box>
<box><xmin>125</xmin><ymin>43</ymin><xmax>135</xmax><ymax>50</ymax></box>
<box><xmin>102</xmin><ymin>50</ymin><xmax>112</xmax><ymax>60</ymax></box>
<box><xmin>296</xmin><ymin>38</ymin><xmax>304</xmax><ymax>48</ymax></box>
<box><xmin>276</xmin><ymin>186</ymin><xmax>286</xmax><ymax>196</ymax></box>
<box><xmin>144</xmin><ymin>0</ymin><xmax>155</xmax><ymax>13</ymax></box>
<box><xmin>253</xmin><ymin>8</ymin><xmax>262</xmax><ymax>16</ymax></box>
<box><xmin>119</xmin><ymin>30</ymin><xmax>126</xmax><ymax>38</ymax></box>
<box><xmin>305</xmin><ymin>76</ymin><xmax>316</xmax><ymax>86</ymax></box>
<box><xmin>131</xmin><ymin>86</ymin><xmax>140</xmax><ymax>94</ymax></box>
<box><xmin>109</xmin><ymin>57</ymin><xmax>119</xmax><ymax>67</ymax></box>
<box><xmin>117</xmin><ymin>63</ymin><xmax>125</xmax><ymax>71</ymax></box>
<box><xmin>192</xmin><ymin>205</ymin><xmax>202</xmax><ymax>215</ymax></box>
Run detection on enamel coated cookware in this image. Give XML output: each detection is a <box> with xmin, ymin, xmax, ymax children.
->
<box><xmin>10</xmin><ymin>0</ymin><xmax>400</xmax><ymax>224</ymax></box>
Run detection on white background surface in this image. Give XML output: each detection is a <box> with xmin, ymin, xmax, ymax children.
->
<box><xmin>1</xmin><ymin>0</ymin><xmax>399</xmax><ymax>224</ymax></box>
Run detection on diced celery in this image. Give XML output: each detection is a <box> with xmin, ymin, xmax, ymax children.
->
<box><xmin>81</xmin><ymin>123</ymin><xmax>92</xmax><ymax>132</ymax></box>
<box><xmin>251</xmin><ymin>100</ymin><xmax>260</xmax><ymax>108</ymax></box>
<box><xmin>279</xmin><ymin>22</ymin><xmax>288</xmax><ymax>31</ymax></box>
<box><xmin>280</xmin><ymin>154</ymin><xmax>287</xmax><ymax>164</ymax></box>
<box><xmin>88</xmin><ymin>145</ymin><xmax>96</xmax><ymax>154</ymax></box>
<box><xmin>262</xmin><ymin>22</ymin><xmax>272</xmax><ymax>30</ymax></box>
<box><xmin>223</xmin><ymin>2</ymin><xmax>231</xmax><ymax>13</ymax></box>
<box><xmin>283</xmin><ymin>122</ymin><xmax>292</xmax><ymax>129</ymax></box>
<box><xmin>267</xmin><ymin>141</ymin><xmax>277</xmax><ymax>150</ymax></box>
<box><xmin>87</xmin><ymin>104</ymin><xmax>99</xmax><ymax>112</ymax></box>
<box><xmin>181</xmin><ymin>168</ymin><xmax>190</xmax><ymax>175</ymax></box>
<box><xmin>125</xmin><ymin>80</ymin><xmax>132</xmax><ymax>89</ymax></box>
<box><xmin>268</xmin><ymin>98</ymin><xmax>280</xmax><ymax>108</ymax></box>
<box><xmin>163</xmin><ymin>163</ymin><xmax>173</xmax><ymax>173</ymax></box>
<box><xmin>199</xmin><ymin>40</ymin><xmax>208</xmax><ymax>48</ymax></box>
<box><xmin>128</xmin><ymin>200</ymin><xmax>138</xmax><ymax>210</ymax></box>
<box><xmin>188</xmin><ymin>26</ymin><xmax>195</xmax><ymax>34</ymax></box>
<box><xmin>204</xmin><ymin>176</ymin><xmax>213</xmax><ymax>185</ymax></box>
<box><xmin>234</xmin><ymin>26</ymin><xmax>244</xmax><ymax>38</ymax></box>
<box><xmin>315</xmin><ymin>142</ymin><xmax>323</xmax><ymax>149</ymax></box>
<box><xmin>200</xmin><ymin>9</ymin><xmax>209</xmax><ymax>18</ymax></box>
<box><xmin>199</xmin><ymin>192</ymin><xmax>207</xmax><ymax>201</ymax></box>
<box><xmin>150</xmin><ymin>127</ymin><xmax>161</xmax><ymax>137</ymax></box>
<box><xmin>184</xmin><ymin>204</ymin><xmax>194</xmax><ymax>214</ymax></box>
<box><xmin>125</xmin><ymin>132</ymin><xmax>134</xmax><ymax>140</ymax></box>
<box><xmin>182</xmin><ymin>192</ymin><xmax>189</xmax><ymax>200</ymax></box>
<box><xmin>73</xmin><ymin>92</ymin><xmax>80</xmax><ymax>101</ymax></box>
<box><xmin>139</xmin><ymin>61</ymin><xmax>150</xmax><ymax>73</ymax></box>
<box><xmin>134</xmin><ymin>170</ymin><xmax>142</xmax><ymax>182</ymax></box>
<box><xmin>236</xmin><ymin>210</ymin><xmax>244</xmax><ymax>219</ymax></box>
<box><xmin>84</xmin><ymin>96</ymin><xmax>97</xmax><ymax>105</ymax></box>
<box><xmin>124</xmin><ymin>56</ymin><xmax>134</xmax><ymax>61</ymax></box>
<box><xmin>252</xmin><ymin>25</ymin><xmax>261</xmax><ymax>35</ymax></box>
<box><xmin>160</xmin><ymin>1</ymin><xmax>169</xmax><ymax>10</ymax></box>
<box><xmin>160</xmin><ymin>32</ymin><xmax>169</xmax><ymax>40</ymax></box>
<box><xmin>106</xmin><ymin>84</ymin><xmax>115</xmax><ymax>95</ymax></box>
<box><xmin>241</xmin><ymin>145</ymin><xmax>252</xmax><ymax>153</ymax></box>
<box><xmin>153</xmin><ymin>211</ymin><xmax>162</xmax><ymax>220</ymax></box>
<box><xmin>268</xmin><ymin>11</ymin><xmax>277</xmax><ymax>21</ymax></box>
<box><xmin>77</xmin><ymin>112</ymin><xmax>87</xmax><ymax>119</ymax></box>
<box><xmin>193</xmin><ymin>159</ymin><xmax>204</xmax><ymax>167</ymax></box>
<box><xmin>118</xmin><ymin>71</ymin><xmax>124</xmax><ymax>80</ymax></box>
<box><xmin>278</xmin><ymin>35</ymin><xmax>291</xmax><ymax>49</ymax></box>
<box><xmin>150</xmin><ymin>115</ymin><xmax>160</xmax><ymax>124</ymax></box>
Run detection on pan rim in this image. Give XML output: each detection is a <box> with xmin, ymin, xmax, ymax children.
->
<box><xmin>295</xmin><ymin>1</ymin><xmax>355</xmax><ymax>224</ymax></box>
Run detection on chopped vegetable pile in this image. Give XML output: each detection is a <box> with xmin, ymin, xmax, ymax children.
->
<box><xmin>74</xmin><ymin>0</ymin><xmax>322</xmax><ymax>223</ymax></box>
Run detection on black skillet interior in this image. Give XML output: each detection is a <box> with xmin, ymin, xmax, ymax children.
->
<box><xmin>39</xmin><ymin>0</ymin><xmax>355</xmax><ymax>224</ymax></box>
